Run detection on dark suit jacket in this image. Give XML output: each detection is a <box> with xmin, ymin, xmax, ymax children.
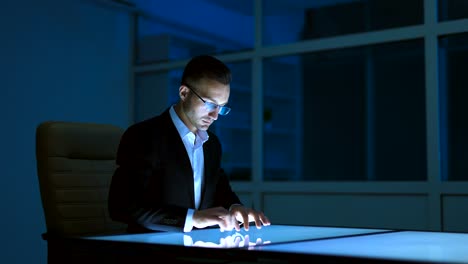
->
<box><xmin>108</xmin><ymin>108</ymin><xmax>242</xmax><ymax>233</ymax></box>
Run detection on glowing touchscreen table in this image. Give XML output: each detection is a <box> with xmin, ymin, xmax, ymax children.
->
<box><xmin>81</xmin><ymin>224</ymin><xmax>390</xmax><ymax>248</ymax></box>
<box><xmin>61</xmin><ymin>225</ymin><xmax>468</xmax><ymax>263</ymax></box>
<box><xmin>252</xmin><ymin>230</ymin><xmax>468</xmax><ymax>264</ymax></box>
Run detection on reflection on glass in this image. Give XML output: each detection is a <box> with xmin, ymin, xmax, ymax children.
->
<box><xmin>439</xmin><ymin>0</ymin><xmax>468</xmax><ymax>21</ymax></box>
<box><xmin>182</xmin><ymin>225</ymin><xmax>387</xmax><ymax>249</ymax></box>
<box><xmin>263</xmin><ymin>0</ymin><xmax>423</xmax><ymax>46</ymax></box>
<box><xmin>184</xmin><ymin>232</ymin><xmax>270</xmax><ymax>249</ymax></box>
<box><xmin>265</xmin><ymin>40</ymin><xmax>426</xmax><ymax>181</ymax></box>
<box><xmin>439</xmin><ymin>33</ymin><xmax>468</xmax><ymax>181</ymax></box>
<box><xmin>135</xmin><ymin>0</ymin><xmax>254</xmax><ymax>64</ymax></box>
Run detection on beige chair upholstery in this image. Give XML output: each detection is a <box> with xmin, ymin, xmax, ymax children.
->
<box><xmin>36</xmin><ymin>121</ymin><xmax>127</xmax><ymax>237</ymax></box>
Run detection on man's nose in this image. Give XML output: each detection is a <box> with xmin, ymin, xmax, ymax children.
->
<box><xmin>209</xmin><ymin>108</ymin><xmax>219</xmax><ymax>120</ymax></box>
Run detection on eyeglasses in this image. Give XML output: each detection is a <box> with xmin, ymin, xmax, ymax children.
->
<box><xmin>184</xmin><ymin>84</ymin><xmax>231</xmax><ymax>115</ymax></box>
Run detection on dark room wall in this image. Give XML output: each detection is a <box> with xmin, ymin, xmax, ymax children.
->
<box><xmin>0</xmin><ymin>0</ymin><xmax>132</xmax><ymax>263</ymax></box>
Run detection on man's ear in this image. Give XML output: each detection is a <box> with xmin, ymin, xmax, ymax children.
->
<box><xmin>179</xmin><ymin>85</ymin><xmax>189</xmax><ymax>100</ymax></box>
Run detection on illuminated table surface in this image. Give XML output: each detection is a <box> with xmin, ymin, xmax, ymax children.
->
<box><xmin>82</xmin><ymin>224</ymin><xmax>389</xmax><ymax>248</ymax></box>
<box><xmin>252</xmin><ymin>230</ymin><xmax>468</xmax><ymax>264</ymax></box>
<box><xmin>71</xmin><ymin>225</ymin><xmax>468</xmax><ymax>263</ymax></box>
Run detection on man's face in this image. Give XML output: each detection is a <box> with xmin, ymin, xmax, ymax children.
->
<box><xmin>182</xmin><ymin>79</ymin><xmax>230</xmax><ymax>132</ymax></box>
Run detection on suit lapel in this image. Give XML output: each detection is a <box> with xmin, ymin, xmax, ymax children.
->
<box><xmin>199</xmin><ymin>139</ymin><xmax>213</xmax><ymax>209</ymax></box>
<box><xmin>160</xmin><ymin>110</ymin><xmax>196</xmax><ymax>208</ymax></box>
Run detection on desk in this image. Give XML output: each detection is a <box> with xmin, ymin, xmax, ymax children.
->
<box><xmin>54</xmin><ymin>225</ymin><xmax>468</xmax><ymax>264</ymax></box>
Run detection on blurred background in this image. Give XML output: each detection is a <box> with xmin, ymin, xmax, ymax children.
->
<box><xmin>2</xmin><ymin>0</ymin><xmax>468</xmax><ymax>263</ymax></box>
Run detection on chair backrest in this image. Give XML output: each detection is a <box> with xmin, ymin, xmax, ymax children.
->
<box><xmin>36</xmin><ymin>121</ymin><xmax>127</xmax><ymax>237</ymax></box>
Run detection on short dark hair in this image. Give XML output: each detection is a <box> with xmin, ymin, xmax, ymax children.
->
<box><xmin>181</xmin><ymin>55</ymin><xmax>232</xmax><ymax>87</ymax></box>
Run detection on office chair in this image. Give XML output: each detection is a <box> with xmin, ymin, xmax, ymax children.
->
<box><xmin>36</xmin><ymin>121</ymin><xmax>127</xmax><ymax>262</ymax></box>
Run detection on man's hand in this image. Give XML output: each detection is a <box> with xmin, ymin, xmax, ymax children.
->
<box><xmin>192</xmin><ymin>206</ymin><xmax>271</xmax><ymax>232</ymax></box>
<box><xmin>192</xmin><ymin>207</ymin><xmax>237</xmax><ymax>231</ymax></box>
<box><xmin>229</xmin><ymin>204</ymin><xmax>271</xmax><ymax>231</ymax></box>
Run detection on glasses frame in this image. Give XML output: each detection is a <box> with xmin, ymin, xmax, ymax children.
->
<box><xmin>184</xmin><ymin>84</ymin><xmax>231</xmax><ymax>115</ymax></box>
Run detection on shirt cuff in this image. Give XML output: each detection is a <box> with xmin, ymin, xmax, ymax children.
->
<box><xmin>184</xmin><ymin>209</ymin><xmax>195</xmax><ymax>233</ymax></box>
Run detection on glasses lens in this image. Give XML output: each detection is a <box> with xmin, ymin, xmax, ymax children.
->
<box><xmin>204</xmin><ymin>102</ymin><xmax>218</xmax><ymax>112</ymax></box>
<box><xmin>204</xmin><ymin>102</ymin><xmax>231</xmax><ymax>115</ymax></box>
<box><xmin>218</xmin><ymin>106</ymin><xmax>231</xmax><ymax>115</ymax></box>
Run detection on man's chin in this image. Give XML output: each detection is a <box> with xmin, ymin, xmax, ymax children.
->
<box><xmin>198</xmin><ymin>124</ymin><xmax>210</xmax><ymax>131</ymax></box>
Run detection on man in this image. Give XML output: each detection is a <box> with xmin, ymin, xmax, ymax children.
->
<box><xmin>108</xmin><ymin>55</ymin><xmax>270</xmax><ymax>233</ymax></box>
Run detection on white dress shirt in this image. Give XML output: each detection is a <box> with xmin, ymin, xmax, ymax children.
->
<box><xmin>169</xmin><ymin>106</ymin><xmax>208</xmax><ymax>232</ymax></box>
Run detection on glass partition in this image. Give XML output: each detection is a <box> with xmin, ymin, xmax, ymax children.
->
<box><xmin>135</xmin><ymin>69</ymin><xmax>182</xmax><ymax>123</ymax></box>
<box><xmin>439</xmin><ymin>0</ymin><xmax>468</xmax><ymax>21</ymax></box>
<box><xmin>263</xmin><ymin>0</ymin><xmax>423</xmax><ymax>46</ymax></box>
<box><xmin>263</xmin><ymin>56</ymin><xmax>303</xmax><ymax>180</ymax></box>
<box><xmin>132</xmin><ymin>0</ymin><xmax>468</xmax><ymax>182</ymax></box>
<box><xmin>264</xmin><ymin>40</ymin><xmax>426</xmax><ymax>181</ymax></box>
<box><xmin>135</xmin><ymin>0</ymin><xmax>254</xmax><ymax>64</ymax></box>
<box><xmin>212</xmin><ymin>61</ymin><xmax>253</xmax><ymax>181</ymax></box>
<box><xmin>439</xmin><ymin>33</ymin><xmax>468</xmax><ymax>181</ymax></box>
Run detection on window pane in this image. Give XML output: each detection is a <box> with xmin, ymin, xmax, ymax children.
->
<box><xmin>135</xmin><ymin>69</ymin><xmax>182</xmax><ymax>123</ymax></box>
<box><xmin>263</xmin><ymin>56</ymin><xmax>303</xmax><ymax>181</ymax></box>
<box><xmin>263</xmin><ymin>0</ymin><xmax>423</xmax><ymax>46</ymax></box>
<box><xmin>134</xmin><ymin>0</ymin><xmax>254</xmax><ymax>64</ymax></box>
<box><xmin>439</xmin><ymin>0</ymin><xmax>468</xmax><ymax>21</ymax></box>
<box><xmin>370</xmin><ymin>40</ymin><xmax>426</xmax><ymax>181</ymax></box>
<box><xmin>439</xmin><ymin>33</ymin><xmax>468</xmax><ymax>181</ymax></box>
<box><xmin>265</xmin><ymin>40</ymin><xmax>426</xmax><ymax>181</ymax></box>
<box><xmin>301</xmin><ymin>47</ymin><xmax>366</xmax><ymax>181</ymax></box>
<box><xmin>214</xmin><ymin>61</ymin><xmax>252</xmax><ymax>181</ymax></box>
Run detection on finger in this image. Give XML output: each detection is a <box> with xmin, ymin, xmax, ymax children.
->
<box><xmin>226</xmin><ymin>210</ymin><xmax>241</xmax><ymax>231</ymax></box>
<box><xmin>223</xmin><ymin>214</ymin><xmax>236</xmax><ymax>231</ymax></box>
<box><xmin>238</xmin><ymin>211</ymin><xmax>250</xmax><ymax>231</ymax></box>
<box><xmin>252</xmin><ymin>213</ymin><xmax>263</xmax><ymax>229</ymax></box>
<box><xmin>234</xmin><ymin>219</ymin><xmax>241</xmax><ymax>232</ymax></box>
<box><xmin>219</xmin><ymin>237</ymin><xmax>226</xmax><ymax>247</ymax></box>
<box><xmin>244</xmin><ymin>234</ymin><xmax>250</xmax><ymax>247</ymax></box>
<box><xmin>229</xmin><ymin>212</ymin><xmax>240</xmax><ymax>231</ymax></box>
<box><xmin>218</xmin><ymin>216</ymin><xmax>232</xmax><ymax>232</ymax></box>
<box><xmin>259</xmin><ymin>213</ymin><xmax>271</xmax><ymax>226</ymax></box>
<box><xmin>256</xmin><ymin>238</ymin><xmax>262</xmax><ymax>245</ymax></box>
<box><xmin>243</xmin><ymin>223</ymin><xmax>250</xmax><ymax>231</ymax></box>
<box><xmin>219</xmin><ymin>222</ymin><xmax>227</xmax><ymax>232</ymax></box>
<box><xmin>234</xmin><ymin>236</ymin><xmax>241</xmax><ymax>247</ymax></box>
